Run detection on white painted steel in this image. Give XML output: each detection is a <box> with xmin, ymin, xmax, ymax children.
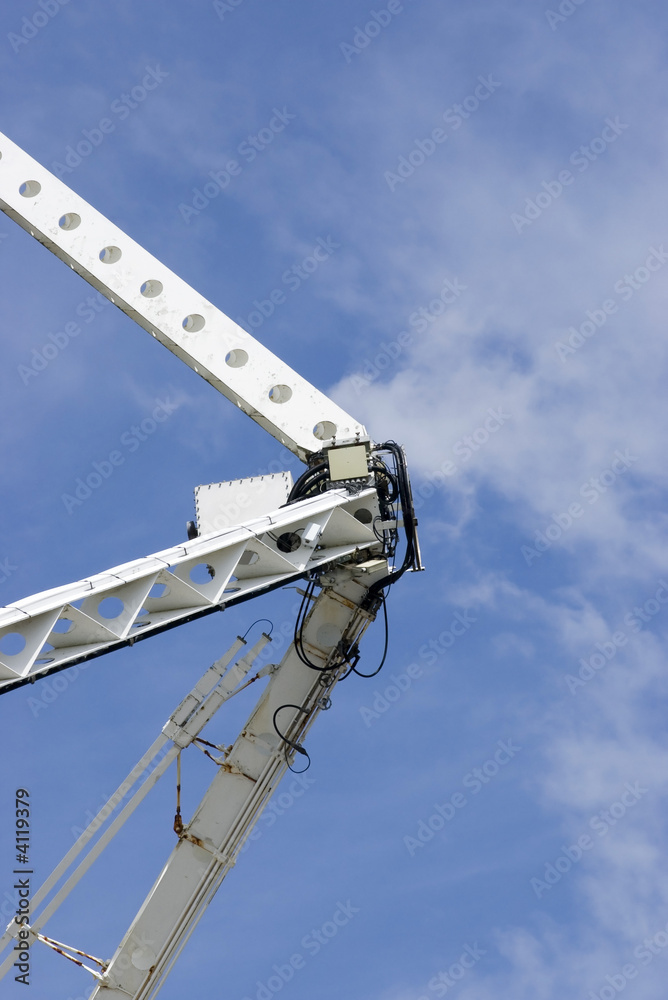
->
<box><xmin>0</xmin><ymin>129</ymin><xmax>397</xmax><ymax>1000</ymax></box>
<box><xmin>194</xmin><ymin>472</ymin><xmax>293</xmax><ymax>535</ymax></box>
<box><xmin>0</xmin><ymin>130</ymin><xmax>368</xmax><ymax>460</ymax></box>
<box><xmin>0</xmin><ymin>488</ymin><xmax>381</xmax><ymax>687</ymax></box>
<box><xmin>87</xmin><ymin>561</ymin><xmax>386</xmax><ymax>1000</ymax></box>
<box><xmin>0</xmin><ymin>635</ymin><xmax>269</xmax><ymax>985</ymax></box>
<box><xmin>0</xmin><ymin>562</ymin><xmax>386</xmax><ymax>999</ymax></box>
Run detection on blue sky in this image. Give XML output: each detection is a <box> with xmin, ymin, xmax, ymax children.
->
<box><xmin>2</xmin><ymin>1</ymin><xmax>668</xmax><ymax>998</ymax></box>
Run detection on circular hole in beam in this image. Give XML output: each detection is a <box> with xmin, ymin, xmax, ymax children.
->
<box><xmin>354</xmin><ymin>507</ymin><xmax>373</xmax><ymax>524</ymax></box>
<box><xmin>225</xmin><ymin>349</ymin><xmax>248</xmax><ymax>368</ymax></box>
<box><xmin>182</xmin><ymin>314</ymin><xmax>205</xmax><ymax>332</ymax></box>
<box><xmin>59</xmin><ymin>213</ymin><xmax>81</xmax><ymax>231</ymax></box>
<box><xmin>313</xmin><ymin>420</ymin><xmax>337</xmax><ymax>441</ymax></box>
<box><xmin>141</xmin><ymin>279</ymin><xmax>163</xmax><ymax>298</ymax></box>
<box><xmin>0</xmin><ymin>632</ymin><xmax>27</xmax><ymax>656</ymax></box>
<box><xmin>189</xmin><ymin>563</ymin><xmax>216</xmax><ymax>584</ymax></box>
<box><xmin>97</xmin><ymin>597</ymin><xmax>124</xmax><ymax>620</ymax></box>
<box><xmin>148</xmin><ymin>583</ymin><xmax>169</xmax><ymax>599</ymax></box>
<box><xmin>99</xmin><ymin>246</ymin><xmax>122</xmax><ymax>264</ymax></box>
<box><xmin>276</xmin><ymin>532</ymin><xmax>301</xmax><ymax>553</ymax></box>
<box><xmin>269</xmin><ymin>384</ymin><xmax>292</xmax><ymax>404</ymax></box>
<box><xmin>238</xmin><ymin>549</ymin><xmax>260</xmax><ymax>566</ymax></box>
<box><xmin>20</xmin><ymin>180</ymin><xmax>41</xmax><ymax>197</ymax></box>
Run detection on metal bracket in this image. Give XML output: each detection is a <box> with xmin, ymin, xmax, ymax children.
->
<box><xmin>177</xmin><ymin>833</ymin><xmax>237</xmax><ymax>870</ymax></box>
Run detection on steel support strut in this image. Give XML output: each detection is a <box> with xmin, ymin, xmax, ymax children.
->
<box><xmin>88</xmin><ymin>561</ymin><xmax>386</xmax><ymax>1000</ymax></box>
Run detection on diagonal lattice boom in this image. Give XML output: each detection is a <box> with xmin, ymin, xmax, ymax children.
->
<box><xmin>0</xmin><ymin>487</ymin><xmax>381</xmax><ymax>689</ymax></box>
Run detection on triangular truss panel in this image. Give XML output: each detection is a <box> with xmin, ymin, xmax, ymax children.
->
<box><xmin>0</xmin><ymin>488</ymin><xmax>381</xmax><ymax>688</ymax></box>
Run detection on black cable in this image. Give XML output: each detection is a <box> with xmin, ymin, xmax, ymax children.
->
<box><xmin>286</xmin><ymin>754</ymin><xmax>311</xmax><ymax>775</ymax></box>
<box><xmin>374</xmin><ymin>467</ymin><xmax>399</xmax><ymax>505</ymax></box>
<box><xmin>293</xmin><ymin>577</ymin><xmax>363</xmax><ymax>676</ymax></box>
<box><xmin>352</xmin><ymin>593</ymin><xmax>389</xmax><ymax>678</ymax></box>
<box><xmin>296</xmin><ymin>470</ymin><xmax>329</xmax><ymax>500</ymax></box>
<box><xmin>293</xmin><ymin>579</ymin><xmax>330</xmax><ymax>672</ymax></box>
<box><xmin>362</xmin><ymin>442</ymin><xmax>418</xmax><ymax>608</ymax></box>
<box><xmin>286</xmin><ymin>462</ymin><xmax>328</xmax><ymax>503</ymax></box>
<box><xmin>240</xmin><ymin>618</ymin><xmax>274</xmax><ymax>640</ymax></box>
<box><xmin>372</xmin><ymin>516</ymin><xmax>386</xmax><ymax>544</ymax></box>
<box><xmin>272</xmin><ymin>704</ymin><xmax>311</xmax><ymax>773</ymax></box>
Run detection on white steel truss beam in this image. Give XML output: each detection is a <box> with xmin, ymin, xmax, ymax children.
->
<box><xmin>0</xmin><ymin>130</ymin><xmax>368</xmax><ymax>460</ymax></box>
<box><xmin>0</xmin><ymin>487</ymin><xmax>381</xmax><ymax>689</ymax></box>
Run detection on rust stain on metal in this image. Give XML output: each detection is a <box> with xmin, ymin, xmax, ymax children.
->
<box><xmin>37</xmin><ymin>932</ymin><xmax>107</xmax><ymax>977</ymax></box>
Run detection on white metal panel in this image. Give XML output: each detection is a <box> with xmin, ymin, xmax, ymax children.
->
<box><xmin>0</xmin><ymin>130</ymin><xmax>368</xmax><ymax>460</ymax></box>
<box><xmin>194</xmin><ymin>472</ymin><xmax>293</xmax><ymax>535</ymax></box>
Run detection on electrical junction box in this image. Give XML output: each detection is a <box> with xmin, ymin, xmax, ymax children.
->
<box><xmin>327</xmin><ymin>444</ymin><xmax>369</xmax><ymax>482</ymax></box>
<box><xmin>194</xmin><ymin>472</ymin><xmax>293</xmax><ymax>535</ymax></box>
